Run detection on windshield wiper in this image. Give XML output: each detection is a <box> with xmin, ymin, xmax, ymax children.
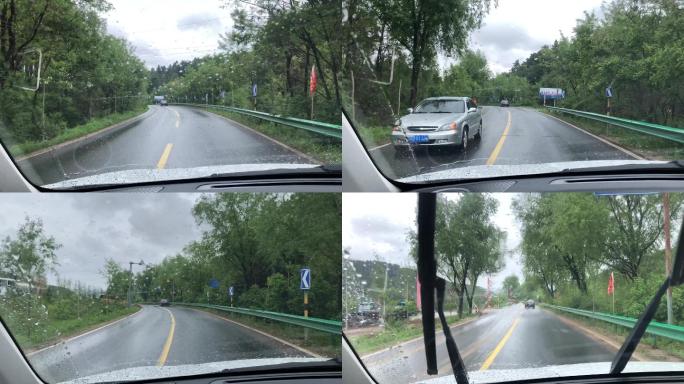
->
<box><xmin>610</xmin><ymin>214</ymin><xmax>684</xmax><ymax>374</ymax></box>
<box><xmin>416</xmin><ymin>193</ymin><xmax>469</xmax><ymax>384</ymax></box>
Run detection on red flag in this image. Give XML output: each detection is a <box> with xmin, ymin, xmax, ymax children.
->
<box><xmin>309</xmin><ymin>65</ymin><xmax>317</xmax><ymax>95</ymax></box>
<box><xmin>607</xmin><ymin>272</ymin><xmax>614</xmax><ymax>295</ymax></box>
<box><xmin>416</xmin><ymin>274</ymin><xmax>421</xmax><ymax>310</ymax></box>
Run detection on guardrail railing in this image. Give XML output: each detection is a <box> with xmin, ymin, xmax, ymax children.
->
<box><xmin>546</xmin><ymin>106</ymin><xmax>684</xmax><ymax>145</ymax></box>
<box><xmin>544</xmin><ymin>303</ymin><xmax>684</xmax><ymax>343</ymax></box>
<box><xmin>169</xmin><ymin>103</ymin><xmax>342</xmax><ymax>139</ymax></box>
<box><xmin>175</xmin><ymin>302</ymin><xmax>342</xmax><ymax>335</ymax></box>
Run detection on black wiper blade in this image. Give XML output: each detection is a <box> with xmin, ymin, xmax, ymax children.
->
<box><xmin>416</xmin><ymin>194</ymin><xmax>469</xmax><ymax>384</ymax></box>
<box><xmin>417</xmin><ymin>193</ymin><xmax>438</xmax><ymax>375</ymax></box>
<box><xmin>436</xmin><ymin>277</ymin><xmax>469</xmax><ymax>384</ymax></box>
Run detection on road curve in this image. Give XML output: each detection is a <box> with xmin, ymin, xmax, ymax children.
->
<box><xmin>29</xmin><ymin>305</ymin><xmax>309</xmax><ymax>383</ymax></box>
<box><xmin>360</xmin><ymin>305</ymin><xmax>617</xmax><ymax>383</ymax></box>
<box><xmin>371</xmin><ymin>106</ymin><xmax>636</xmax><ymax>179</ymax></box>
<box><xmin>20</xmin><ymin>105</ymin><xmax>314</xmax><ymax>185</ymax></box>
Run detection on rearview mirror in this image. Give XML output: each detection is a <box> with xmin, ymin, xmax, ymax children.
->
<box><xmin>407</xmin><ymin>108</ymin><xmax>414</xmax><ymax>114</ymax></box>
<box><xmin>468</xmin><ymin>107</ymin><xmax>477</xmax><ymax>113</ymax></box>
<box><xmin>670</xmin><ymin>216</ymin><xmax>684</xmax><ymax>286</ymax></box>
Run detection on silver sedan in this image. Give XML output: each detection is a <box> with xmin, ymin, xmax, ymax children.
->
<box><xmin>391</xmin><ymin>97</ymin><xmax>482</xmax><ymax>152</ymax></box>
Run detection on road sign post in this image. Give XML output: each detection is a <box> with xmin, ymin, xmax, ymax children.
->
<box><xmin>301</xmin><ymin>268</ymin><xmax>311</xmax><ymax>343</ymax></box>
<box><xmin>229</xmin><ymin>286</ymin><xmax>234</xmax><ymax>308</ymax></box>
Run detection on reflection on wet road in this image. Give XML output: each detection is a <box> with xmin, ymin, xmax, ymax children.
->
<box><xmin>29</xmin><ymin>305</ymin><xmax>309</xmax><ymax>383</ymax></box>
<box><xmin>19</xmin><ymin>105</ymin><xmax>314</xmax><ymax>185</ymax></box>
<box><xmin>360</xmin><ymin>305</ymin><xmax>617</xmax><ymax>383</ymax></box>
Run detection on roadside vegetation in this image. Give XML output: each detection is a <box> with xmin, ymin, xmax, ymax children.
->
<box><xmin>152</xmin><ymin>1</ymin><xmax>342</xmax><ymax>127</ymax></box>
<box><xmin>0</xmin><ymin>1</ymin><xmax>149</xmax><ymax>155</ymax></box>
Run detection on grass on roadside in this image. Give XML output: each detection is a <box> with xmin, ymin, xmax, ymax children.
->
<box><xmin>187</xmin><ymin>306</ymin><xmax>341</xmax><ymax>359</ymax></box>
<box><xmin>541</xmin><ymin>110</ymin><xmax>684</xmax><ymax>160</ymax></box>
<box><xmin>13</xmin><ymin>305</ymin><xmax>140</xmax><ymax>351</ymax></box>
<box><xmin>346</xmin><ymin>314</ymin><xmax>472</xmax><ymax>356</ymax></box>
<box><xmin>356</xmin><ymin>125</ymin><xmax>392</xmax><ymax>148</ymax></box>
<box><xmin>203</xmin><ymin>107</ymin><xmax>341</xmax><ymax>164</ymax></box>
<box><xmin>9</xmin><ymin>107</ymin><xmax>148</xmax><ymax>158</ymax></box>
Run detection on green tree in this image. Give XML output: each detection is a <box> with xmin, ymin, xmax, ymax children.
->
<box><xmin>0</xmin><ymin>216</ymin><xmax>60</xmax><ymax>291</ymax></box>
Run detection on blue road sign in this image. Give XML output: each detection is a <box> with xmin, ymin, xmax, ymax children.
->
<box><xmin>300</xmin><ymin>268</ymin><xmax>311</xmax><ymax>290</ymax></box>
<box><xmin>209</xmin><ymin>278</ymin><xmax>220</xmax><ymax>289</ymax></box>
<box><xmin>605</xmin><ymin>87</ymin><xmax>613</xmax><ymax>98</ymax></box>
<box><xmin>229</xmin><ymin>286</ymin><xmax>234</xmax><ymax>296</ymax></box>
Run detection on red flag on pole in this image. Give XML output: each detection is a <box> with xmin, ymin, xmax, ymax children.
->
<box><xmin>416</xmin><ymin>274</ymin><xmax>421</xmax><ymax>310</ymax></box>
<box><xmin>607</xmin><ymin>272</ymin><xmax>615</xmax><ymax>295</ymax></box>
<box><xmin>309</xmin><ymin>65</ymin><xmax>317</xmax><ymax>95</ymax></box>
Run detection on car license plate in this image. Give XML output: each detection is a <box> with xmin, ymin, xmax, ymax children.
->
<box><xmin>409</xmin><ymin>135</ymin><xmax>429</xmax><ymax>144</ymax></box>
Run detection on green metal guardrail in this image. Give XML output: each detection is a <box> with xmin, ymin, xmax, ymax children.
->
<box><xmin>544</xmin><ymin>304</ymin><xmax>684</xmax><ymax>343</ymax></box>
<box><xmin>175</xmin><ymin>302</ymin><xmax>342</xmax><ymax>335</ymax></box>
<box><xmin>170</xmin><ymin>103</ymin><xmax>342</xmax><ymax>139</ymax></box>
<box><xmin>546</xmin><ymin>106</ymin><xmax>684</xmax><ymax>145</ymax></box>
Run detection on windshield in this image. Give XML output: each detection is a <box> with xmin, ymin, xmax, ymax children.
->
<box><xmin>0</xmin><ymin>193</ymin><xmax>341</xmax><ymax>383</ymax></box>
<box><xmin>0</xmin><ymin>1</ymin><xmax>341</xmax><ymax>189</ymax></box>
<box><xmin>343</xmin><ymin>192</ymin><xmax>684</xmax><ymax>384</ymax></box>
<box><xmin>415</xmin><ymin>100</ymin><xmax>466</xmax><ymax>114</ymax></box>
<box><xmin>341</xmin><ymin>0</ymin><xmax>683</xmax><ymax>183</ymax></box>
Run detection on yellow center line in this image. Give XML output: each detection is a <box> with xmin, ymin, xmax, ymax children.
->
<box><xmin>479</xmin><ymin>317</ymin><xmax>520</xmax><ymax>371</ymax></box>
<box><xmin>156</xmin><ymin>143</ymin><xmax>173</xmax><ymax>169</ymax></box>
<box><xmin>486</xmin><ymin>110</ymin><xmax>512</xmax><ymax>165</ymax></box>
<box><xmin>157</xmin><ymin>308</ymin><xmax>176</xmax><ymax>366</ymax></box>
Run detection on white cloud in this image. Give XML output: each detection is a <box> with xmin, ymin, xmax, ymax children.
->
<box><xmin>468</xmin><ymin>0</ymin><xmax>607</xmax><ymax>74</ymax></box>
<box><xmin>103</xmin><ymin>0</ymin><xmax>234</xmax><ymax>67</ymax></box>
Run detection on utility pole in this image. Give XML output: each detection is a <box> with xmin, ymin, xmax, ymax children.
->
<box><xmin>127</xmin><ymin>260</ymin><xmax>144</xmax><ymax>307</ymax></box>
<box><xmin>664</xmin><ymin>192</ymin><xmax>674</xmax><ymax>324</ymax></box>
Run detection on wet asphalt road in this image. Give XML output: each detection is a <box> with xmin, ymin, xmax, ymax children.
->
<box><xmin>29</xmin><ymin>305</ymin><xmax>308</xmax><ymax>383</ymax></box>
<box><xmin>19</xmin><ymin>105</ymin><xmax>313</xmax><ymax>185</ymax></box>
<box><xmin>361</xmin><ymin>305</ymin><xmax>616</xmax><ymax>383</ymax></box>
<box><xmin>370</xmin><ymin>106</ymin><xmax>636</xmax><ymax>179</ymax></box>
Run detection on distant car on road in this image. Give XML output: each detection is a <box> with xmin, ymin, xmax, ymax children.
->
<box><xmin>500</xmin><ymin>98</ymin><xmax>510</xmax><ymax>107</ymax></box>
<box><xmin>525</xmin><ymin>299</ymin><xmax>535</xmax><ymax>309</ymax></box>
<box><xmin>391</xmin><ymin>96</ymin><xmax>483</xmax><ymax>153</ymax></box>
<box><xmin>160</xmin><ymin>99</ymin><xmax>168</xmax><ymax>106</ymax></box>
<box><xmin>160</xmin><ymin>299</ymin><xmax>170</xmax><ymax>307</ymax></box>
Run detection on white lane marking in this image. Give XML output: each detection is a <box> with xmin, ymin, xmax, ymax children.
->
<box><xmin>536</xmin><ymin>109</ymin><xmax>644</xmax><ymax>160</ymax></box>
<box><xmin>188</xmin><ymin>308</ymin><xmax>322</xmax><ymax>358</ymax></box>
<box><xmin>27</xmin><ymin>305</ymin><xmax>144</xmax><ymax>357</ymax></box>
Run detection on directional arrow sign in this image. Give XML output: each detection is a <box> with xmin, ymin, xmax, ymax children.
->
<box><xmin>228</xmin><ymin>286</ymin><xmax>234</xmax><ymax>296</ymax></box>
<box><xmin>300</xmin><ymin>268</ymin><xmax>311</xmax><ymax>290</ymax></box>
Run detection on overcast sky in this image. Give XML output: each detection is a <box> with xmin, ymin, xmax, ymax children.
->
<box><xmin>467</xmin><ymin>0</ymin><xmax>606</xmax><ymax>74</ymax></box>
<box><xmin>342</xmin><ymin>193</ymin><xmax>523</xmax><ymax>291</ymax></box>
<box><xmin>104</xmin><ymin>0</ymin><xmax>234</xmax><ymax>68</ymax></box>
<box><xmin>102</xmin><ymin>0</ymin><xmax>606</xmax><ymax>71</ymax></box>
<box><xmin>0</xmin><ymin>194</ymin><xmax>202</xmax><ymax>290</ymax></box>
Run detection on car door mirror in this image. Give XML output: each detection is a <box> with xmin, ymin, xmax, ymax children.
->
<box><xmin>468</xmin><ymin>107</ymin><xmax>477</xmax><ymax>113</ymax></box>
<box><xmin>407</xmin><ymin>108</ymin><xmax>414</xmax><ymax>114</ymax></box>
